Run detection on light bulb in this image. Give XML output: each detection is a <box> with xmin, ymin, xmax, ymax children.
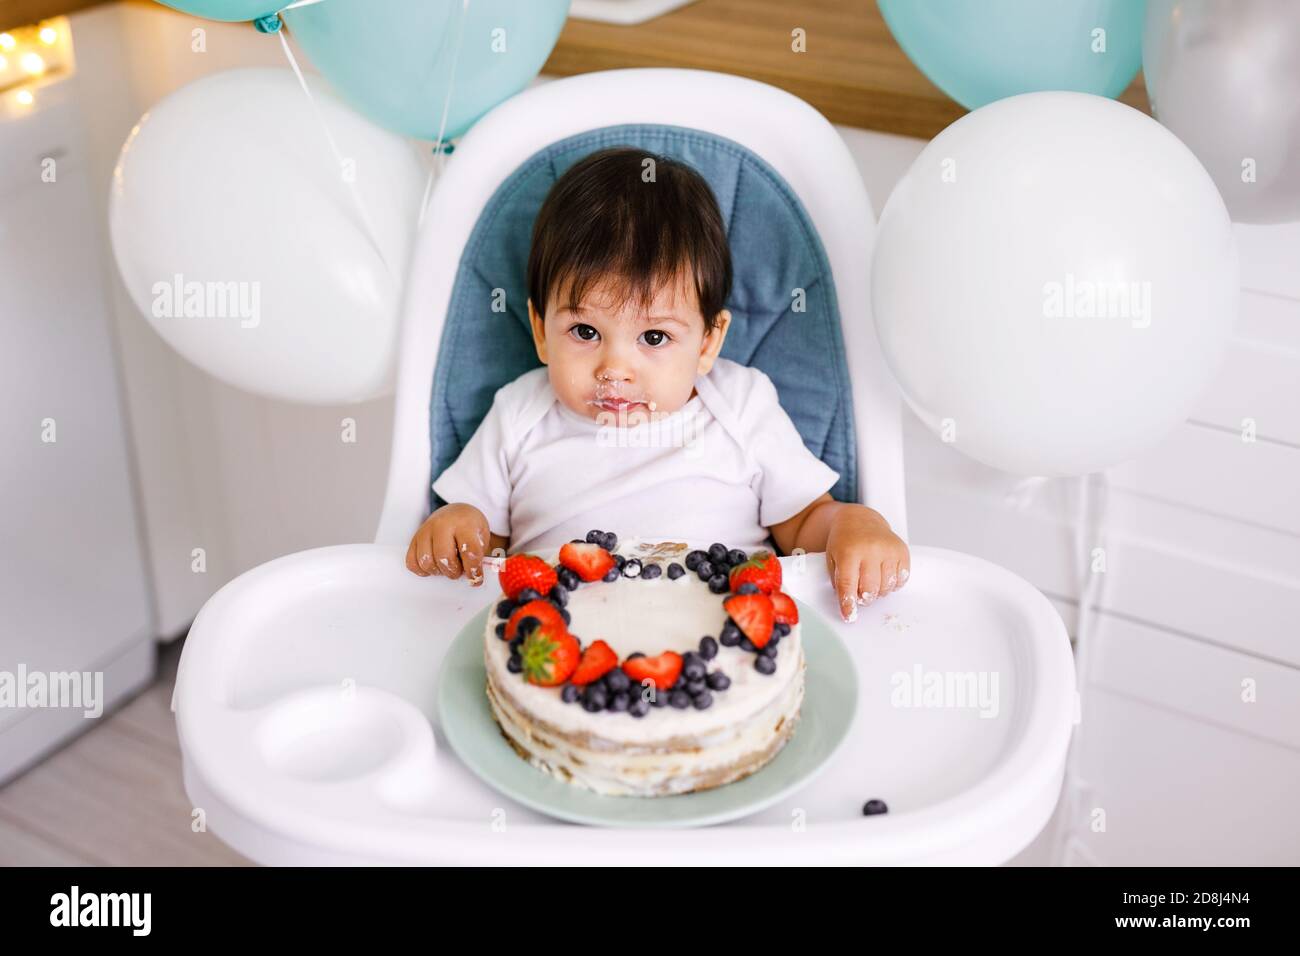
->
<box><xmin>39</xmin><ymin>26</ymin><xmax>58</xmax><ymax>45</ymax></box>
<box><xmin>0</xmin><ymin>33</ymin><xmax>14</xmax><ymax>51</ymax></box>
<box><xmin>19</xmin><ymin>51</ymin><xmax>44</xmax><ymax>75</ymax></box>
<box><xmin>16</xmin><ymin>88</ymin><xmax>34</xmax><ymax>106</ymax></box>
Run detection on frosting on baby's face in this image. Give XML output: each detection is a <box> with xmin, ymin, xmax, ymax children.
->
<box><xmin>527</xmin><ymin>271</ymin><xmax>730</xmax><ymax>425</ymax></box>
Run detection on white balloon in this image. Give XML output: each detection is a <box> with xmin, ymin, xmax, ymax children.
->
<box><xmin>871</xmin><ymin>92</ymin><xmax>1238</xmax><ymax>477</ymax></box>
<box><xmin>109</xmin><ymin>67</ymin><xmax>425</xmax><ymax>404</ymax></box>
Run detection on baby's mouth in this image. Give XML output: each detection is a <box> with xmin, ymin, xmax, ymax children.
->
<box><xmin>590</xmin><ymin>394</ymin><xmax>655</xmax><ymax>414</ymax></box>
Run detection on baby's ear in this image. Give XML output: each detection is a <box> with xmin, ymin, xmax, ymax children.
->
<box><xmin>698</xmin><ymin>308</ymin><xmax>731</xmax><ymax>370</ymax></box>
<box><xmin>527</xmin><ymin>299</ymin><xmax>548</xmax><ymax>363</ymax></box>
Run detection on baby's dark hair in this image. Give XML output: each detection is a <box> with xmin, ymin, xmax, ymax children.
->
<box><xmin>526</xmin><ymin>146</ymin><xmax>732</xmax><ymax>336</ymax></box>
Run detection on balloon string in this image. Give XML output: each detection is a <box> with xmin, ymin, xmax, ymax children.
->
<box><xmin>1057</xmin><ymin>470</ymin><xmax>1112</xmax><ymax>865</ymax></box>
<box><xmin>275</xmin><ymin>25</ymin><xmax>393</xmax><ymax>276</ymax></box>
<box><xmin>417</xmin><ymin>0</ymin><xmax>471</xmax><ymax>229</ymax></box>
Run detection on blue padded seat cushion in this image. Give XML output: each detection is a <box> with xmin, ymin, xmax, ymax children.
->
<box><xmin>428</xmin><ymin>123</ymin><xmax>857</xmax><ymax>516</ymax></box>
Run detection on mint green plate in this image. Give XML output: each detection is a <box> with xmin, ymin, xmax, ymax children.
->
<box><xmin>436</xmin><ymin>598</ymin><xmax>858</xmax><ymax>828</ymax></box>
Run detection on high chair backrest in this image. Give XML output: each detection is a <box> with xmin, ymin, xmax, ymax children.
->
<box><xmin>375</xmin><ymin>69</ymin><xmax>909</xmax><ymax>548</ymax></box>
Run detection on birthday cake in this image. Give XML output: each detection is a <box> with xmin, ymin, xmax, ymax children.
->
<box><xmin>483</xmin><ymin>531</ymin><xmax>804</xmax><ymax>797</ymax></box>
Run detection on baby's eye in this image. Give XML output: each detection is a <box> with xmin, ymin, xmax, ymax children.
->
<box><xmin>569</xmin><ymin>323</ymin><xmax>599</xmax><ymax>342</ymax></box>
<box><xmin>640</xmin><ymin>329</ymin><xmax>671</xmax><ymax>348</ymax></box>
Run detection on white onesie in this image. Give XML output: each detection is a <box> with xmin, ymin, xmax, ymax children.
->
<box><xmin>432</xmin><ymin>357</ymin><xmax>840</xmax><ymax>556</ymax></box>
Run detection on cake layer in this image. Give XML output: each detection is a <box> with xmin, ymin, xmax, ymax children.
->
<box><xmin>487</xmin><ymin>652</ymin><xmax>805</xmax><ymax>796</ymax></box>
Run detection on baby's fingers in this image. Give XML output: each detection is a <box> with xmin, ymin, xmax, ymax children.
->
<box><xmin>409</xmin><ymin>525</ymin><xmax>439</xmax><ymax>576</ymax></box>
<box><xmin>431</xmin><ymin>524</ymin><xmax>464</xmax><ymax>580</ymax></box>
<box><xmin>830</xmin><ymin>555</ymin><xmax>861</xmax><ymax>623</ymax></box>
<box><xmin>457</xmin><ymin>526</ymin><xmax>487</xmax><ymax>587</ymax></box>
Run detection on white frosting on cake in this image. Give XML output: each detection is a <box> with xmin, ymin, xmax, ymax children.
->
<box><xmin>482</xmin><ymin>543</ymin><xmax>804</xmax><ymax>796</ymax></box>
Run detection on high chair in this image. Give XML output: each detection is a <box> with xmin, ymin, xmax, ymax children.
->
<box><xmin>173</xmin><ymin>68</ymin><xmax>1074</xmax><ymax>864</ymax></box>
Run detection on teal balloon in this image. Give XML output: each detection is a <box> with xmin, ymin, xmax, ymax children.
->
<box><xmin>877</xmin><ymin>0</ymin><xmax>1145</xmax><ymax>110</ymax></box>
<box><xmin>157</xmin><ymin>0</ymin><xmax>278</xmax><ymax>21</ymax></box>
<box><xmin>284</xmin><ymin>0</ymin><xmax>571</xmax><ymax>142</ymax></box>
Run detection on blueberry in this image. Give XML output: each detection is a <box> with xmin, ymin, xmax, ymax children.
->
<box><xmin>582</xmin><ymin>685</ymin><xmax>608</xmax><ymax>711</ymax></box>
<box><xmin>622</xmin><ymin>559</ymin><xmax>642</xmax><ymax>578</ymax></box>
<box><xmin>667</xmin><ymin>562</ymin><xmax>686</xmax><ymax>579</ymax></box>
<box><xmin>558</xmin><ymin>567</ymin><xmax>581</xmax><ymax>591</ymax></box>
<box><xmin>605</xmin><ymin>669</ymin><xmax>630</xmax><ymax>693</ymax></box>
<box><xmin>602</xmin><ymin>567</ymin><xmax>619</xmax><ymax>582</ymax></box>
<box><xmin>559</xmin><ymin>608</ymin><xmax>571</xmax><ymax>626</ymax></box>
<box><xmin>669</xmin><ymin>690</ymin><xmax>691</xmax><ymax>709</ymax></box>
<box><xmin>739</xmin><ymin>637</ymin><xmax>756</xmax><ymax>653</ymax></box>
<box><xmin>708</xmin><ymin>543</ymin><xmax>728</xmax><ymax>564</ymax></box>
<box><xmin>508</xmin><ymin>636</ymin><xmax>523</xmax><ymax>653</ymax></box>
<box><xmin>683</xmin><ymin>657</ymin><xmax>706</xmax><ymax>681</ymax></box>
<box><xmin>609</xmin><ymin>692</ymin><xmax>630</xmax><ymax>712</ymax></box>
<box><xmin>670</xmin><ymin>675</ymin><xmax>686</xmax><ymax>691</ymax></box>
<box><xmin>707</xmin><ymin>671</ymin><xmax>731</xmax><ymax>691</ymax></box>
<box><xmin>629</xmin><ymin>697</ymin><xmax>650</xmax><ymax>718</ymax></box>
<box><xmin>727</xmin><ymin>549</ymin><xmax>747</xmax><ymax>566</ymax></box>
<box><xmin>548</xmin><ymin>586</ymin><xmax>568</xmax><ymax>607</ymax></box>
<box><xmin>698</xmin><ymin>636</ymin><xmax>718</xmax><ymax>660</ymax></box>
<box><xmin>601</xmin><ymin>532</ymin><xmax>618</xmax><ymax>552</ymax></box>
<box><xmin>775</xmin><ymin>622</ymin><xmax>791</xmax><ymax>637</ymax></box>
<box><xmin>755</xmin><ymin>656</ymin><xmax>776</xmax><ymax>675</ymax></box>
<box><xmin>686</xmin><ymin>678</ymin><xmax>707</xmax><ymax>695</ymax></box>
<box><xmin>708</xmin><ymin>573</ymin><xmax>730</xmax><ymax>594</ymax></box>
<box><xmin>626</xmin><ymin>651</ymin><xmax>646</xmax><ymax>660</ymax></box>
<box><xmin>692</xmin><ymin>690</ymin><xmax>713</xmax><ymax>710</ymax></box>
<box><xmin>561</xmin><ymin>684</ymin><xmax>580</xmax><ymax>704</ymax></box>
<box><xmin>495</xmin><ymin>622</ymin><xmax>507</xmax><ymax>639</ymax></box>
<box><xmin>760</xmin><ymin>642</ymin><xmax>778</xmax><ymax>658</ymax></box>
<box><xmin>586</xmin><ymin>529</ymin><xmax>603</xmax><ymax>544</ymax></box>
<box><xmin>696</xmin><ymin>559</ymin><xmax>715</xmax><ymax>580</ymax></box>
<box><xmin>720</xmin><ymin>620</ymin><xmax>741</xmax><ymax>643</ymax></box>
<box><xmin>736</xmin><ymin>582</ymin><xmax>760</xmax><ymax>595</ymax></box>
<box><xmin>862</xmin><ymin>799</ymin><xmax>889</xmax><ymax>816</ymax></box>
<box><xmin>650</xmin><ymin>689</ymin><xmax>669</xmax><ymax>707</ymax></box>
<box><xmin>518</xmin><ymin>588</ymin><xmax>542</xmax><ymax>603</ymax></box>
<box><xmin>613</xmin><ymin>553</ymin><xmax>627</xmax><ymax>569</ymax></box>
<box><xmin>769</xmin><ymin>633</ymin><xmax>781</xmax><ymax>648</ymax></box>
<box><xmin>495</xmin><ymin>599</ymin><xmax>516</xmax><ymax>619</ymax></box>
<box><xmin>640</xmin><ymin>562</ymin><xmax>662</xmax><ymax>579</ymax></box>
<box><xmin>684</xmin><ymin>550</ymin><xmax>707</xmax><ymax>571</ymax></box>
<box><xmin>516</xmin><ymin>615</ymin><xmax>540</xmax><ymax>635</ymax></box>
<box><xmin>507</xmin><ymin>654</ymin><xmax>523</xmax><ymax>673</ymax></box>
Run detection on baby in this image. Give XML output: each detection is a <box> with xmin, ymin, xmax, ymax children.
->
<box><xmin>406</xmin><ymin>147</ymin><xmax>909</xmax><ymax>623</ymax></box>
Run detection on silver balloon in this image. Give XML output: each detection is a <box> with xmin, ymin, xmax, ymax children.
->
<box><xmin>1144</xmin><ymin>0</ymin><xmax>1300</xmax><ymax>224</ymax></box>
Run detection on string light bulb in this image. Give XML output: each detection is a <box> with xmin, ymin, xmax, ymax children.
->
<box><xmin>39</xmin><ymin>26</ymin><xmax>58</xmax><ymax>45</ymax></box>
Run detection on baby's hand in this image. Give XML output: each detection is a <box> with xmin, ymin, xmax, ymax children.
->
<box><xmin>406</xmin><ymin>503</ymin><xmax>490</xmax><ymax>586</ymax></box>
<box><xmin>824</xmin><ymin>506</ymin><xmax>911</xmax><ymax>622</ymax></box>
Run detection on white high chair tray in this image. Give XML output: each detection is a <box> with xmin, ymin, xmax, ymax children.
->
<box><xmin>174</xmin><ymin>545</ymin><xmax>1074</xmax><ymax>865</ymax></box>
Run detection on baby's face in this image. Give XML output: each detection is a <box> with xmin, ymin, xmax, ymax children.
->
<box><xmin>528</xmin><ymin>271</ymin><xmax>729</xmax><ymax>423</ymax></box>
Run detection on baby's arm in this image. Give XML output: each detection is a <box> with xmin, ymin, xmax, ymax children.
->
<box><xmin>406</xmin><ymin>503</ymin><xmax>510</xmax><ymax>587</ymax></box>
<box><xmin>770</xmin><ymin>494</ymin><xmax>910</xmax><ymax>623</ymax></box>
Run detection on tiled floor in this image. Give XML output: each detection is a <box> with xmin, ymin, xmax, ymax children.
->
<box><xmin>0</xmin><ymin>639</ymin><xmax>250</xmax><ymax>866</ymax></box>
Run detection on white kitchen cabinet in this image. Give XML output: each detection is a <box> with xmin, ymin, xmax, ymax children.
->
<box><xmin>0</xmin><ymin>79</ymin><xmax>155</xmax><ymax>782</ymax></box>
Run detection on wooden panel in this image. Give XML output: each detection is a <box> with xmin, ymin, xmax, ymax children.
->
<box><xmin>904</xmin><ymin>415</ymin><xmax>1300</xmax><ymax>667</ymax></box>
<box><xmin>1091</xmin><ymin>611</ymin><xmax>1300</xmax><ymax>751</ymax></box>
<box><xmin>543</xmin><ymin>0</ymin><xmax>1152</xmax><ymax>139</ymax></box>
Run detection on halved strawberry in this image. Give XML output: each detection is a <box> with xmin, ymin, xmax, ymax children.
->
<box><xmin>559</xmin><ymin>542</ymin><xmax>616</xmax><ymax>582</ymax></box>
<box><xmin>505</xmin><ymin>599</ymin><xmax>566</xmax><ymax>640</ymax></box>
<box><xmin>728</xmin><ymin>550</ymin><xmax>782</xmax><ymax>595</ymax></box>
<box><xmin>520</xmin><ymin>623</ymin><xmax>580</xmax><ymax>686</ymax></box>
<box><xmin>499</xmin><ymin>554</ymin><xmax>557</xmax><ymax>601</ymax></box>
<box><xmin>621</xmin><ymin>651</ymin><xmax>683</xmax><ymax>691</ymax></box>
<box><xmin>769</xmin><ymin>590</ymin><xmax>799</xmax><ymax>626</ymax></box>
<box><xmin>723</xmin><ymin>593</ymin><xmax>775</xmax><ymax>648</ymax></box>
<box><xmin>570</xmin><ymin>639</ymin><xmax>618</xmax><ymax>686</ymax></box>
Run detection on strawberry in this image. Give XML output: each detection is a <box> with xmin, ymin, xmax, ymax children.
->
<box><xmin>559</xmin><ymin>542</ymin><xmax>616</xmax><ymax>582</ymax></box>
<box><xmin>519</xmin><ymin>623</ymin><xmax>580</xmax><ymax>686</ymax></box>
<box><xmin>499</xmin><ymin>554</ymin><xmax>557</xmax><ymax>601</ymax></box>
<box><xmin>723</xmin><ymin>593</ymin><xmax>775</xmax><ymax>648</ymax></box>
<box><xmin>769</xmin><ymin>590</ymin><xmax>799</xmax><ymax>626</ymax></box>
<box><xmin>621</xmin><ymin>651</ymin><xmax>683</xmax><ymax>691</ymax></box>
<box><xmin>728</xmin><ymin>550</ymin><xmax>782</xmax><ymax>595</ymax></box>
<box><xmin>505</xmin><ymin>599</ymin><xmax>567</xmax><ymax>641</ymax></box>
<box><xmin>570</xmin><ymin>639</ymin><xmax>618</xmax><ymax>686</ymax></box>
